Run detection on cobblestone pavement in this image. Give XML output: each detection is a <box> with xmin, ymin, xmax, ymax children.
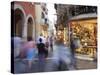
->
<box><xmin>14</xmin><ymin>44</ymin><xmax>97</xmax><ymax>74</ymax></box>
<box><xmin>14</xmin><ymin>58</ymin><xmax>97</xmax><ymax>74</ymax></box>
<box><xmin>76</xmin><ymin>59</ymin><xmax>97</xmax><ymax>70</ymax></box>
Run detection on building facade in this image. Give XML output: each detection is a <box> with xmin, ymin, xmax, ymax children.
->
<box><xmin>54</xmin><ymin>4</ymin><xmax>97</xmax><ymax>59</ymax></box>
<box><xmin>11</xmin><ymin>1</ymin><xmax>36</xmax><ymax>41</ymax></box>
<box><xmin>54</xmin><ymin>4</ymin><xmax>71</xmax><ymax>45</ymax></box>
<box><xmin>11</xmin><ymin>2</ymin><xmax>49</xmax><ymax>41</ymax></box>
<box><xmin>35</xmin><ymin>3</ymin><xmax>49</xmax><ymax>38</ymax></box>
<box><xmin>41</xmin><ymin>3</ymin><xmax>49</xmax><ymax>37</ymax></box>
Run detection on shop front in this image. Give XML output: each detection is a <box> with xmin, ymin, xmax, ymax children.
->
<box><xmin>56</xmin><ymin>24</ymin><xmax>69</xmax><ymax>46</ymax></box>
<box><xmin>69</xmin><ymin>17</ymin><xmax>97</xmax><ymax>59</ymax></box>
<box><xmin>41</xmin><ymin>24</ymin><xmax>48</xmax><ymax>37</ymax></box>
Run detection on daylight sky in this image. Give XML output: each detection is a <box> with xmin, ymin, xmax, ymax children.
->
<box><xmin>47</xmin><ymin>3</ymin><xmax>57</xmax><ymax>30</ymax></box>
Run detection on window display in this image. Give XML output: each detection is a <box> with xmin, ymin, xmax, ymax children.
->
<box><xmin>69</xmin><ymin>19</ymin><xmax>97</xmax><ymax>58</ymax></box>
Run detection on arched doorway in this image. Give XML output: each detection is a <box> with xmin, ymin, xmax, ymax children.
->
<box><xmin>27</xmin><ymin>17</ymin><xmax>33</xmax><ymax>40</ymax></box>
<box><xmin>14</xmin><ymin>9</ymin><xmax>24</xmax><ymax>37</ymax></box>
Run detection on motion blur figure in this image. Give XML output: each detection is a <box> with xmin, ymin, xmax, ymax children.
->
<box><xmin>37</xmin><ymin>38</ymin><xmax>47</xmax><ymax>71</ymax></box>
<box><xmin>45</xmin><ymin>41</ymin><xmax>75</xmax><ymax>71</ymax></box>
<box><xmin>25</xmin><ymin>37</ymin><xmax>37</xmax><ymax>70</ymax></box>
<box><xmin>13</xmin><ymin>36</ymin><xmax>22</xmax><ymax>58</ymax></box>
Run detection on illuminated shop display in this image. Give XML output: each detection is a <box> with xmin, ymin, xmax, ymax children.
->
<box><xmin>56</xmin><ymin>24</ymin><xmax>68</xmax><ymax>45</ymax></box>
<box><xmin>56</xmin><ymin>30</ymin><xmax>64</xmax><ymax>42</ymax></box>
<box><xmin>41</xmin><ymin>25</ymin><xmax>48</xmax><ymax>37</ymax></box>
<box><xmin>69</xmin><ymin>19</ymin><xmax>97</xmax><ymax>58</ymax></box>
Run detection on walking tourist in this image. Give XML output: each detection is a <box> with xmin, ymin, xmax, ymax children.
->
<box><xmin>25</xmin><ymin>37</ymin><xmax>37</xmax><ymax>70</ymax></box>
<box><xmin>13</xmin><ymin>36</ymin><xmax>22</xmax><ymax>58</ymax></box>
<box><xmin>49</xmin><ymin>36</ymin><xmax>53</xmax><ymax>51</ymax></box>
<box><xmin>37</xmin><ymin>38</ymin><xmax>47</xmax><ymax>58</ymax></box>
<box><xmin>45</xmin><ymin>40</ymin><xmax>75</xmax><ymax>71</ymax></box>
<box><xmin>37</xmin><ymin>38</ymin><xmax>48</xmax><ymax>71</ymax></box>
<box><xmin>70</xmin><ymin>36</ymin><xmax>77</xmax><ymax>69</ymax></box>
<box><xmin>37</xmin><ymin>34</ymin><xmax>46</xmax><ymax>44</ymax></box>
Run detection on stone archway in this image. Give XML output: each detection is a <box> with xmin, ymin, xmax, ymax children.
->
<box><xmin>26</xmin><ymin>14</ymin><xmax>35</xmax><ymax>41</ymax></box>
<box><xmin>27</xmin><ymin>17</ymin><xmax>33</xmax><ymax>40</ymax></box>
<box><xmin>13</xmin><ymin>4</ymin><xmax>27</xmax><ymax>40</ymax></box>
<box><xmin>13</xmin><ymin>4</ymin><xmax>26</xmax><ymax>38</ymax></box>
<box><xmin>14</xmin><ymin>9</ymin><xmax>24</xmax><ymax>37</ymax></box>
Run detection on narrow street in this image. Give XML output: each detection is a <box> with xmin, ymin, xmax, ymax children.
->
<box><xmin>14</xmin><ymin>43</ymin><xmax>97</xmax><ymax>74</ymax></box>
<box><xmin>11</xmin><ymin>2</ymin><xmax>97</xmax><ymax>74</ymax></box>
<box><xmin>14</xmin><ymin>57</ymin><xmax>97</xmax><ymax>73</ymax></box>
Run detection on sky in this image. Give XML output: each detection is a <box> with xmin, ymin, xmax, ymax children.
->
<box><xmin>47</xmin><ymin>3</ymin><xmax>57</xmax><ymax>30</ymax></box>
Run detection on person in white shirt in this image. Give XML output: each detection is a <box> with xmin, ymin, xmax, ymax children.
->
<box><xmin>36</xmin><ymin>34</ymin><xmax>46</xmax><ymax>44</ymax></box>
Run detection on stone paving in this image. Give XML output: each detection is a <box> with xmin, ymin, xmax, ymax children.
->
<box><xmin>14</xmin><ymin>44</ymin><xmax>97</xmax><ymax>74</ymax></box>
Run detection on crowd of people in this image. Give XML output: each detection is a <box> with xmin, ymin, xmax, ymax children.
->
<box><xmin>12</xmin><ymin>33</ymin><xmax>77</xmax><ymax>71</ymax></box>
<box><xmin>12</xmin><ymin>34</ymin><xmax>54</xmax><ymax>70</ymax></box>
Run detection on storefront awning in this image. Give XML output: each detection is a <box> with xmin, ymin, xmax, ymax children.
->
<box><xmin>70</xmin><ymin>13</ymin><xmax>97</xmax><ymax>21</ymax></box>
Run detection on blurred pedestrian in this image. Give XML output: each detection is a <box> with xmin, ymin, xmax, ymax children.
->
<box><xmin>37</xmin><ymin>38</ymin><xmax>48</xmax><ymax>71</ymax></box>
<box><xmin>25</xmin><ymin>37</ymin><xmax>37</xmax><ymax>70</ymax></box>
<box><xmin>45</xmin><ymin>36</ymin><xmax>50</xmax><ymax>57</ymax></box>
<box><xmin>45</xmin><ymin>36</ymin><xmax>49</xmax><ymax>49</ymax></box>
<box><xmin>19</xmin><ymin>40</ymin><xmax>27</xmax><ymax>59</ymax></box>
<box><xmin>13</xmin><ymin>36</ymin><xmax>22</xmax><ymax>58</ymax></box>
<box><xmin>50</xmin><ymin>36</ymin><xmax>53</xmax><ymax>51</ymax></box>
<box><xmin>37</xmin><ymin>34</ymin><xmax>46</xmax><ymax>44</ymax></box>
<box><xmin>70</xmin><ymin>42</ymin><xmax>75</xmax><ymax>66</ymax></box>
<box><xmin>70</xmin><ymin>36</ymin><xmax>78</xmax><ymax>69</ymax></box>
<box><xmin>37</xmin><ymin>38</ymin><xmax>47</xmax><ymax>58</ymax></box>
<box><xmin>45</xmin><ymin>41</ymin><xmax>75</xmax><ymax>71</ymax></box>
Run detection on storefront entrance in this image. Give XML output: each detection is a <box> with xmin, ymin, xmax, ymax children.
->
<box><xmin>69</xmin><ymin>18</ymin><xmax>97</xmax><ymax>58</ymax></box>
